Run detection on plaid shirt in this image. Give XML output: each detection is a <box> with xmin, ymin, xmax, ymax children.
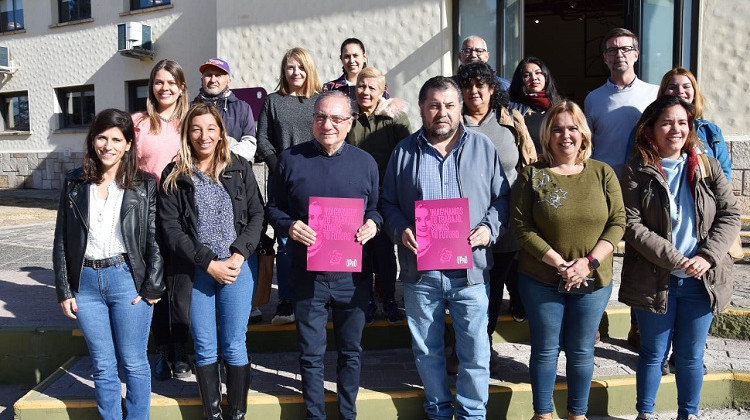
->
<box><xmin>416</xmin><ymin>129</ymin><xmax>465</xmax><ymax>200</ymax></box>
<box><xmin>322</xmin><ymin>73</ymin><xmax>391</xmax><ymax>102</ymax></box>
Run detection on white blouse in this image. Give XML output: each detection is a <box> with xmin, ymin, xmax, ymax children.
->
<box><xmin>85</xmin><ymin>182</ymin><xmax>127</xmax><ymax>260</ymax></box>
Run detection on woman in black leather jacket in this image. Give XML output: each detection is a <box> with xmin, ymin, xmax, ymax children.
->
<box><xmin>159</xmin><ymin>103</ymin><xmax>263</xmax><ymax>420</ymax></box>
<box><xmin>53</xmin><ymin>108</ymin><xmax>164</xmax><ymax>420</ymax></box>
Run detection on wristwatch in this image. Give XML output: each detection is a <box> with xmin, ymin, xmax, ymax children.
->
<box><xmin>585</xmin><ymin>254</ymin><xmax>600</xmax><ymax>270</ymax></box>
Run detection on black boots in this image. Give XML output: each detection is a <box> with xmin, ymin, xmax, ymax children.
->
<box><xmin>195</xmin><ymin>362</ymin><xmax>223</xmax><ymax>420</ymax></box>
<box><xmin>195</xmin><ymin>362</ymin><xmax>251</xmax><ymax>420</ymax></box>
<box><xmin>225</xmin><ymin>363</ymin><xmax>251</xmax><ymax>420</ymax></box>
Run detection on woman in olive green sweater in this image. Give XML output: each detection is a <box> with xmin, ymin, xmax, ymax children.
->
<box><xmin>346</xmin><ymin>66</ymin><xmax>410</xmax><ymax>323</ymax></box>
<box><xmin>510</xmin><ymin>100</ymin><xmax>625</xmax><ymax>420</ymax></box>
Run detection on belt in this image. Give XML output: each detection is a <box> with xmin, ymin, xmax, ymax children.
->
<box><xmin>83</xmin><ymin>254</ymin><xmax>128</xmax><ymax>269</ymax></box>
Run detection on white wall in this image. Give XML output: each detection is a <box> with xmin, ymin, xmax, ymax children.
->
<box><xmin>698</xmin><ymin>0</ymin><xmax>750</xmax><ymax>139</ymax></box>
<box><xmin>0</xmin><ymin>0</ymin><xmax>216</xmax><ymax>154</ymax></box>
<box><xmin>216</xmin><ymin>0</ymin><xmax>453</xmax><ymax>127</ymax></box>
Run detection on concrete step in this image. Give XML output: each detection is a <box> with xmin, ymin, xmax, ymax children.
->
<box><xmin>0</xmin><ymin>304</ymin><xmax>635</xmax><ymax>385</ymax></box>
<box><xmin>5</xmin><ymin>298</ymin><xmax>750</xmax><ymax>385</ymax></box>
<box><xmin>14</xmin><ymin>336</ymin><xmax>750</xmax><ymax>420</ymax></box>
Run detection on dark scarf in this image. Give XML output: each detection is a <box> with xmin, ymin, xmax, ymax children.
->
<box><xmin>197</xmin><ymin>88</ymin><xmax>231</xmax><ymax>111</ymax></box>
<box><xmin>525</xmin><ymin>91</ymin><xmax>551</xmax><ymax>111</ymax></box>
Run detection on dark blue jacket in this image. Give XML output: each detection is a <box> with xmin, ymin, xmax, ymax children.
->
<box><xmin>193</xmin><ymin>90</ymin><xmax>256</xmax><ymax>142</ymax></box>
<box><xmin>265</xmin><ymin>140</ymin><xmax>382</xmax><ymax>275</ymax></box>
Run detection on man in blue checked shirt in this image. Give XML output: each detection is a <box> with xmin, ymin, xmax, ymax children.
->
<box><xmin>380</xmin><ymin>76</ymin><xmax>511</xmax><ymax>420</ymax></box>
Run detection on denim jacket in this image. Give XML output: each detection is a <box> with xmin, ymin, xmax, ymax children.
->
<box><xmin>695</xmin><ymin>118</ymin><xmax>731</xmax><ymax>181</ymax></box>
<box><xmin>380</xmin><ymin>125</ymin><xmax>511</xmax><ymax>285</ymax></box>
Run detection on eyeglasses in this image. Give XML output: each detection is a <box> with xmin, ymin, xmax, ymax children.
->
<box><xmin>313</xmin><ymin>113</ymin><xmax>352</xmax><ymax>126</ymax></box>
<box><xmin>461</xmin><ymin>48</ymin><xmax>487</xmax><ymax>55</ymax></box>
<box><xmin>604</xmin><ymin>46</ymin><xmax>636</xmax><ymax>56</ymax></box>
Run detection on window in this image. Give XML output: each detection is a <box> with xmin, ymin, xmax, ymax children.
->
<box><xmin>127</xmin><ymin>80</ymin><xmax>149</xmax><ymax>113</ymax></box>
<box><xmin>57</xmin><ymin>85</ymin><xmax>95</xmax><ymax>129</ymax></box>
<box><xmin>0</xmin><ymin>91</ymin><xmax>29</xmax><ymax>131</ymax></box>
<box><xmin>131</xmin><ymin>0</ymin><xmax>170</xmax><ymax>11</ymax></box>
<box><xmin>58</xmin><ymin>0</ymin><xmax>90</xmax><ymax>23</ymax></box>
<box><xmin>453</xmin><ymin>0</ymin><xmax>522</xmax><ymax>79</ymax></box>
<box><xmin>0</xmin><ymin>0</ymin><xmax>23</xmax><ymax>32</ymax></box>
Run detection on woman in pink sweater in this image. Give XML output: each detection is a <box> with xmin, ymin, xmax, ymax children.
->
<box><xmin>133</xmin><ymin>59</ymin><xmax>189</xmax><ymax>185</ymax></box>
<box><xmin>133</xmin><ymin>59</ymin><xmax>190</xmax><ymax>381</ymax></box>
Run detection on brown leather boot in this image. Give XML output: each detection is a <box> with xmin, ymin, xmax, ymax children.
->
<box><xmin>568</xmin><ymin>414</ymin><xmax>588</xmax><ymax>420</ymax></box>
<box><xmin>530</xmin><ymin>414</ymin><xmax>553</xmax><ymax>420</ymax></box>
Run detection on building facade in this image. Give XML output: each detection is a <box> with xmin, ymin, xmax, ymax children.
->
<box><xmin>0</xmin><ymin>0</ymin><xmax>748</xmax><ymax>206</ymax></box>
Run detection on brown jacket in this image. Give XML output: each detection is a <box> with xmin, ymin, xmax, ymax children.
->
<box><xmin>498</xmin><ymin>107</ymin><xmax>537</xmax><ymax>169</ymax></box>
<box><xmin>618</xmin><ymin>152</ymin><xmax>740</xmax><ymax>314</ymax></box>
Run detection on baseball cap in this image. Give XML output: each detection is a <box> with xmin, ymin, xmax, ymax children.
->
<box><xmin>199</xmin><ymin>58</ymin><xmax>230</xmax><ymax>76</ymax></box>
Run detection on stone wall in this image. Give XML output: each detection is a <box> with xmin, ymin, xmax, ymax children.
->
<box><xmin>729</xmin><ymin>141</ymin><xmax>750</xmax><ymax>213</ymax></box>
<box><xmin>0</xmin><ymin>152</ymin><xmax>83</xmax><ymax>189</ymax></box>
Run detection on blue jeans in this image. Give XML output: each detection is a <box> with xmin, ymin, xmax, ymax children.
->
<box><xmin>74</xmin><ymin>262</ymin><xmax>153</xmax><ymax>420</ymax></box>
<box><xmin>635</xmin><ymin>276</ymin><xmax>713</xmax><ymax>418</ymax></box>
<box><xmin>292</xmin><ymin>272</ymin><xmax>368</xmax><ymax>420</ymax></box>
<box><xmin>518</xmin><ymin>273</ymin><xmax>612</xmax><ymax>416</ymax></box>
<box><xmin>191</xmin><ymin>258</ymin><xmax>255</xmax><ymax>366</ymax></box>
<box><xmin>403</xmin><ymin>273</ymin><xmax>490</xmax><ymax>420</ymax></box>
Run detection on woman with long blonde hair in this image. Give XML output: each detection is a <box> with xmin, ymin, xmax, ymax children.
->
<box><xmin>159</xmin><ymin>103</ymin><xmax>264</xmax><ymax>420</ymax></box>
<box><xmin>658</xmin><ymin>67</ymin><xmax>731</xmax><ymax>180</ymax></box>
<box><xmin>255</xmin><ymin>46</ymin><xmax>322</xmax><ymax>326</ymax></box>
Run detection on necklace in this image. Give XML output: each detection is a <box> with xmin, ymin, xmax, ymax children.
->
<box><xmin>94</xmin><ymin>182</ymin><xmax>122</xmax><ymax>223</ymax></box>
<box><xmin>94</xmin><ymin>183</ymin><xmax>110</xmax><ymax>223</ymax></box>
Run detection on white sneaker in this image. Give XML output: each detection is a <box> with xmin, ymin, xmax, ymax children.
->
<box><xmin>271</xmin><ymin>300</ymin><xmax>295</xmax><ymax>325</ymax></box>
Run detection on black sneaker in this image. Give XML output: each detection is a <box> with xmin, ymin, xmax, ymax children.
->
<box><xmin>510</xmin><ymin>305</ymin><xmax>526</xmax><ymax>323</ymax></box>
<box><xmin>383</xmin><ymin>300</ymin><xmax>403</xmax><ymax>323</ymax></box>
<box><xmin>271</xmin><ymin>300</ymin><xmax>295</xmax><ymax>326</ymax></box>
<box><xmin>365</xmin><ymin>300</ymin><xmax>377</xmax><ymax>324</ymax></box>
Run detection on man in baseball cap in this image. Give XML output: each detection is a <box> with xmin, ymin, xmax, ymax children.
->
<box><xmin>193</xmin><ymin>57</ymin><xmax>257</xmax><ymax>162</ymax></box>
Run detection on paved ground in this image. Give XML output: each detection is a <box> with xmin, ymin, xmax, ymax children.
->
<box><xmin>1</xmin><ymin>188</ymin><xmax>750</xmax><ymax>420</ymax></box>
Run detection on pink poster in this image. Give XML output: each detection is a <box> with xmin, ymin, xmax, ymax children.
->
<box><xmin>306</xmin><ymin>197</ymin><xmax>365</xmax><ymax>272</ymax></box>
<box><xmin>415</xmin><ymin>198</ymin><xmax>473</xmax><ymax>271</ymax></box>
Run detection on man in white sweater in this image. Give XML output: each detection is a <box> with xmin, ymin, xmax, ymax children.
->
<box><xmin>585</xmin><ymin>27</ymin><xmax>658</xmax><ymax>177</ymax></box>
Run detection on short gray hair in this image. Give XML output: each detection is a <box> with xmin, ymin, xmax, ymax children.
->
<box><xmin>315</xmin><ymin>90</ymin><xmax>353</xmax><ymax>116</ymax></box>
<box><xmin>461</xmin><ymin>35</ymin><xmax>486</xmax><ymax>50</ymax></box>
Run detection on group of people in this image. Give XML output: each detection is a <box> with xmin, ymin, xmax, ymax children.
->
<box><xmin>52</xmin><ymin>28</ymin><xmax>738</xmax><ymax>420</ymax></box>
